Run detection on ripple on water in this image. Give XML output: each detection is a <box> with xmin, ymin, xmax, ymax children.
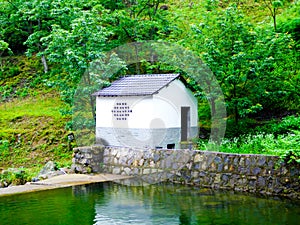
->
<box><xmin>1</xmin><ymin>182</ymin><xmax>300</xmax><ymax>225</ymax></box>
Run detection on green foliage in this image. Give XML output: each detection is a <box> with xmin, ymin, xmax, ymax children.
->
<box><xmin>197</xmin><ymin>130</ymin><xmax>300</xmax><ymax>163</ymax></box>
<box><xmin>0</xmin><ymin>139</ymin><xmax>10</xmax><ymax>161</ymax></box>
<box><xmin>0</xmin><ymin>40</ymin><xmax>11</xmax><ymax>55</ymax></box>
<box><xmin>280</xmin><ymin>149</ymin><xmax>300</xmax><ymax>166</ymax></box>
<box><xmin>218</xmin><ymin>132</ymin><xmax>300</xmax><ymax>155</ymax></box>
<box><xmin>197</xmin><ymin>115</ymin><xmax>300</xmax><ymax>164</ymax></box>
<box><xmin>0</xmin><ymin>169</ymin><xmax>32</xmax><ymax>186</ymax></box>
<box><xmin>101</xmin><ymin>0</ymin><xmax>171</xmax><ymax>44</ymax></box>
<box><xmin>198</xmin><ymin>6</ymin><xmax>265</xmax><ymax>124</ymax></box>
<box><xmin>172</xmin><ymin>3</ymin><xmax>299</xmax><ymax>135</ymax></box>
<box><xmin>0</xmin><ymin>39</ymin><xmax>12</xmax><ymax>72</ymax></box>
<box><xmin>205</xmin><ymin>0</ymin><xmax>219</xmax><ymax>11</ymax></box>
<box><xmin>254</xmin><ymin>115</ymin><xmax>300</xmax><ymax>135</ymax></box>
<box><xmin>0</xmin><ymin>0</ymin><xmax>173</xmax><ymax>106</ymax></box>
<box><xmin>37</xmin><ymin>3</ymin><xmax>112</xmax><ymax>107</ymax></box>
<box><xmin>277</xmin><ymin>1</ymin><xmax>300</xmax><ymax>49</ymax></box>
<box><xmin>0</xmin><ymin>0</ymin><xmax>28</xmax><ymax>53</ymax></box>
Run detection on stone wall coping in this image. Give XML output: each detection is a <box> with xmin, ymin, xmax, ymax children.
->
<box><xmin>75</xmin><ymin>145</ymin><xmax>279</xmax><ymax>158</ymax></box>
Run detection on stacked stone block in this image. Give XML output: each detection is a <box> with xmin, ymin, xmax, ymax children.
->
<box><xmin>72</xmin><ymin>146</ymin><xmax>300</xmax><ymax>199</ymax></box>
<box><xmin>72</xmin><ymin>146</ymin><xmax>104</xmax><ymax>173</ymax></box>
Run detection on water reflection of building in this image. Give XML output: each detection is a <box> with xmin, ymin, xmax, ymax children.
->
<box><xmin>75</xmin><ymin>182</ymin><xmax>299</xmax><ymax>225</ymax></box>
<box><xmin>92</xmin><ymin>182</ymin><xmax>196</xmax><ymax>224</ymax></box>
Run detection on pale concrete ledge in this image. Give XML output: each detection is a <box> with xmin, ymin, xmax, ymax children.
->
<box><xmin>0</xmin><ymin>174</ymin><xmax>131</xmax><ymax>197</ymax></box>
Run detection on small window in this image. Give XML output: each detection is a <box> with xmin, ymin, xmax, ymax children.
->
<box><xmin>167</xmin><ymin>144</ymin><xmax>175</xmax><ymax>149</ymax></box>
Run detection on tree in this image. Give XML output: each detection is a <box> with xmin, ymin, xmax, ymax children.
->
<box><xmin>199</xmin><ymin>6</ymin><xmax>263</xmax><ymax>125</ymax></box>
<box><xmin>261</xmin><ymin>0</ymin><xmax>285</xmax><ymax>31</ymax></box>
<box><xmin>182</xmin><ymin>5</ymin><xmax>298</xmax><ymax>136</ymax></box>
<box><xmin>41</xmin><ymin>7</ymin><xmax>111</xmax><ymax>118</ymax></box>
<box><xmin>253</xmin><ymin>29</ymin><xmax>299</xmax><ymax>115</ymax></box>
<box><xmin>23</xmin><ymin>0</ymin><xmax>97</xmax><ymax>72</ymax></box>
<box><xmin>22</xmin><ymin>0</ymin><xmax>56</xmax><ymax>73</ymax></box>
<box><xmin>100</xmin><ymin>0</ymin><xmax>171</xmax><ymax>46</ymax></box>
<box><xmin>0</xmin><ymin>0</ymin><xmax>30</xmax><ymax>53</ymax></box>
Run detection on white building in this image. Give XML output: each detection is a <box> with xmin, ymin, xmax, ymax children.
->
<box><xmin>92</xmin><ymin>74</ymin><xmax>198</xmax><ymax>149</ymax></box>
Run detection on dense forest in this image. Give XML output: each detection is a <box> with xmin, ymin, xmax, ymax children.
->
<box><xmin>0</xmin><ymin>0</ymin><xmax>299</xmax><ymax>174</ymax></box>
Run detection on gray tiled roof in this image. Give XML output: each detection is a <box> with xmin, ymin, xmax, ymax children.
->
<box><xmin>92</xmin><ymin>74</ymin><xmax>180</xmax><ymax>97</ymax></box>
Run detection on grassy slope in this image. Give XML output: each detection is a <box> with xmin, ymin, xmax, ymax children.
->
<box><xmin>0</xmin><ymin>56</ymin><xmax>72</xmax><ymax>172</ymax></box>
<box><xmin>0</xmin><ymin>93</ymin><xmax>71</xmax><ymax>167</ymax></box>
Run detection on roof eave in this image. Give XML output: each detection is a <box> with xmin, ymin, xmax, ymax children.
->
<box><xmin>94</xmin><ymin>93</ymin><xmax>154</xmax><ymax>97</ymax></box>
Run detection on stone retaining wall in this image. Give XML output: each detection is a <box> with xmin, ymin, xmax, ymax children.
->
<box><xmin>72</xmin><ymin>146</ymin><xmax>300</xmax><ymax>199</ymax></box>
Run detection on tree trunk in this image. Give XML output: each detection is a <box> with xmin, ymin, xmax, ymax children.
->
<box><xmin>235</xmin><ymin>104</ymin><xmax>239</xmax><ymax>125</ymax></box>
<box><xmin>210</xmin><ymin>97</ymin><xmax>219</xmax><ymax>143</ymax></box>
<box><xmin>90</xmin><ymin>95</ymin><xmax>96</xmax><ymax>122</ymax></box>
<box><xmin>85</xmin><ymin>69</ymin><xmax>96</xmax><ymax>122</ymax></box>
<box><xmin>273</xmin><ymin>14</ymin><xmax>277</xmax><ymax>31</ymax></box>
<box><xmin>41</xmin><ymin>54</ymin><xmax>48</xmax><ymax>73</ymax></box>
<box><xmin>233</xmin><ymin>84</ymin><xmax>239</xmax><ymax>125</ymax></box>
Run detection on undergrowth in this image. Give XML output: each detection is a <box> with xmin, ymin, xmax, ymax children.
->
<box><xmin>197</xmin><ymin>115</ymin><xmax>300</xmax><ymax>165</ymax></box>
<box><xmin>0</xmin><ymin>93</ymin><xmax>73</xmax><ymax>170</ymax></box>
<box><xmin>0</xmin><ymin>168</ymin><xmax>36</xmax><ymax>187</ymax></box>
<box><xmin>0</xmin><ymin>55</ymin><xmax>73</xmax><ymax>174</ymax></box>
<box><xmin>219</xmin><ymin>131</ymin><xmax>300</xmax><ymax>156</ymax></box>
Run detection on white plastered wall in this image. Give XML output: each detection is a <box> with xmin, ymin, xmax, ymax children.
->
<box><xmin>156</xmin><ymin>79</ymin><xmax>198</xmax><ymax>128</ymax></box>
<box><xmin>95</xmin><ymin>79</ymin><xmax>198</xmax><ymax>147</ymax></box>
<box><xmin>96</xmin><ymin>79</ymin><xmax>198</xmax><ymax>129</ymax></box>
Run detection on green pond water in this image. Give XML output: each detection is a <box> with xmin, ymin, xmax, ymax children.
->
<box><xmin>0</xmin><ymin>182</ymin><xmax>300</xmax><ymax>225</ymax></box>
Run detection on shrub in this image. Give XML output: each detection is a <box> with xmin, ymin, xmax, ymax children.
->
<box><xmin>254</xmin><ymin>115</ymin><xmax>300</xmax><ymax>136</ymax></box>
<box><xmin>280</xmin><ymin>149</ymin><xmax>300</xmax><ymax>166</ymax></box>
<box><xmin>0</xmin><ymin>139</ymin><xmax>10</xmax><ymax>160</ymax></box>
<box><xmin>0</xmin><ymin>169</ymin><xmax>32</xmax><ymax>187</ymax></box>
<box><xmin>197</xmin><ymin>130</ymin><xmax>300</xmax><ymax>160</ymax></box>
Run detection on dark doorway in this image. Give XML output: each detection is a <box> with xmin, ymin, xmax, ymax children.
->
<box><xmin>167</xmin><ymin>143</ymin><xmax>175</xmax><ymax>149</ymax></box>
<box><xmin>181</xmin><ymin>107</ymin><xmax>190</xmax><ymax>141</ymax></box>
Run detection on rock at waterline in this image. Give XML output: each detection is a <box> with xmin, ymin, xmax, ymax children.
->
<box><xmin>34</xmin><ymin>161</ymin><xmax>65</xmax><ymax>181</ymax></box>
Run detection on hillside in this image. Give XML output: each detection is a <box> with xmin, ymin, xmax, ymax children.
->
<box><xmin>0</xmin><ymin>0</ymin><xmax>299</xmax><ymax>173</ymax></box>
<box><xmin>0</xmin><ymin>56</ymin><xmax>72</xmax><ymax>171</ymax></box>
